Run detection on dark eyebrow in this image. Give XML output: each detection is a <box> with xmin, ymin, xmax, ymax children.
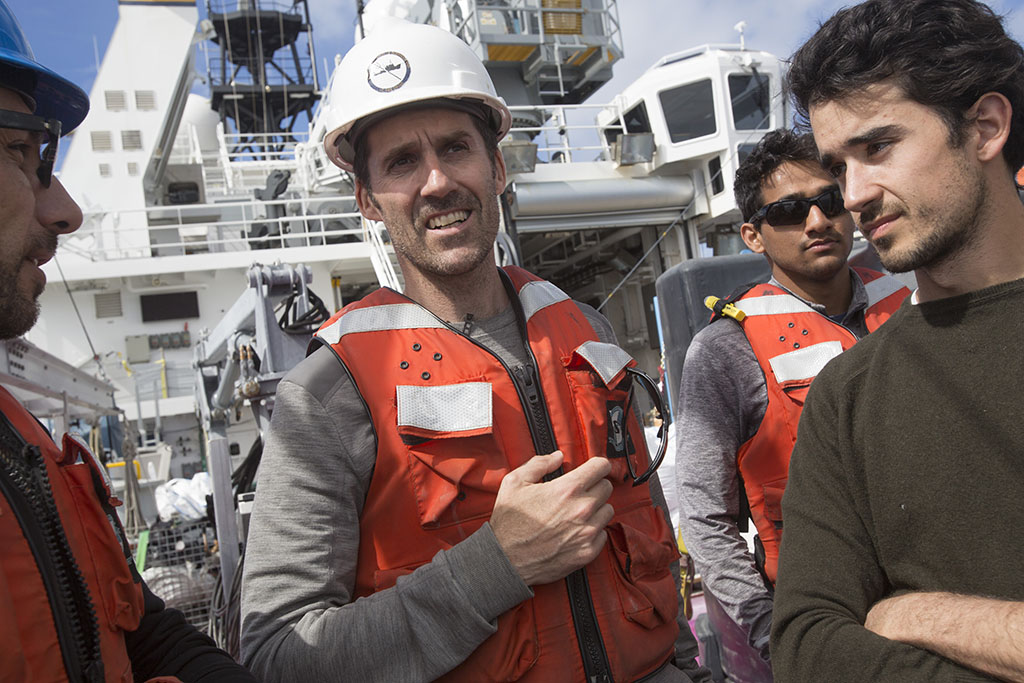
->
<box><xmin>376</xmin><ymin>128</ymin><xmax>475</xmax><ymax>170</ymax></box>
<box><xmin>378</xmin><ymin>140</ymin><xmax>418</xmax><ymax>171</ymax></box>
<box><xmin>774</xmin><ymin>184</ymin><xmax>838</xmax><ymax>202</ymax></box>
<box><xmin>436</xmin><ymin>128</ymin><xmax>474</xmax><ymax>150</ymax></box>
<box><xmin>820</xmin><ymin>124</ymin><xmax>905</xmax><ymax>169</ymax></box>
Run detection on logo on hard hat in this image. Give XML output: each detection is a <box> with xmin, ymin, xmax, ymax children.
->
<box><xmin>367</xmin><ymin>51</ymin><xmax>411</xmax><ymax>93</ymax></box>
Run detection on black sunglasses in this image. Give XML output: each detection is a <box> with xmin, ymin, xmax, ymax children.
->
<box><xmin>0</xmin><ymin>109</ymin><xmax>61</xmax><ymax>188</ymax></box>
<box><xmin>750</xmin><ymin>186</ymin><xmax>846</xmax><ymax>227</ymax></box>
<box><xmin>621</xmin><ymin>366</ymin><xmax>668</xmax><ymax>486</ymax></box>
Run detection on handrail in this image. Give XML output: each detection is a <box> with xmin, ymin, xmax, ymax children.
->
<box><xmin>362</xmin><ymin>217</ymin><xmax>401</xmax><ymax>290</ymax></box>
<box><xmin>60</xmin><ymin>194</ymin><xmax>364</xmax><ymax>261</ymax></box>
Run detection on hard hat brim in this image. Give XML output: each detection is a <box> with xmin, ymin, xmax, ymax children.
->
<box><xmin>0</xmin><ymin>49</ymin><xmax>89</xmax><ymax>133</ymax></box>
<box><xmin>325</xmin><ymin>92</ymin><xmax>510</xmax><ymax>173</ymax></box>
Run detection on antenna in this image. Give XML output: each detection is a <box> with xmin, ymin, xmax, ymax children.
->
<box><xmin>356</xmin><ymin>0</ymin><xmax>366</xmax><ymax>41</ymax></box>
<box><xmin>734</xmin><ymin>20</ymin><xmax>747</xmax><ymax>51</ymax></box>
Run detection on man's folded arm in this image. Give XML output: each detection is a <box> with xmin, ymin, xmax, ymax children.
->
<box><xmin>770</xmin><ymin>374</ymin><xmax>994</xmax><ymax>683</ymax></box>
<box><xmin>866</xmin><ymin>591</ymin><xmax>1024</xmax><ymax>682</ymax></box>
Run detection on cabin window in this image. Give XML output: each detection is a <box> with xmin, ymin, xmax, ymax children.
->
<box><xmin>135</xmin><ymin>90</ymin><xmax>157</xmax><ymax>110</ymax></box>
<box><xmin>729</xmin><ymin>73</ymin><xmax>771</xmax><ymax>130</ymax></box>
<box><xmin>121</xmin><ymin>130</ymin><xmax>143</xmax><ymax>151</ymax></box>
<box><xmin>659</xmin><ymin>79</ymin><xmax>716</xmax><ymax>143</ymax></box>
<box><xmin>708</xmin><ymin>155</ymin><xmax>724</xmax><ymax>195</ymax></box>
<box><xmin>127</xmin><ymin>162</ymin><xmax>139</xmax><ymax>176</ymax></box>
<box><xmin>98</xmin><ymin>163</ymin><xmax>112</xmax><ymax>177</ymax></box>
<box><xmin>602</xmin><ymin>101</ymin><xmax>651</xmax><ymax>146</ymax></box>
<box><xmin>91</xmin><ymin>131</ymin><xmax>113</xmax><ymax>152</ymax></box>
<box><xmin>104</xmin><ymin>90</ymin><xmax>127</xmax><ymax>111</ymax></box>
<box><xmin>140</xmin><ymin>291</ymin><xmax>200</xmax><ymax>323</ymax></box>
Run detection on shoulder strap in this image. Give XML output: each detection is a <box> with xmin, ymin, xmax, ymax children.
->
<box><xmin>705</xmin><ymin>280</ymin><xmax>765</xmax><ymax>323</ymax></box>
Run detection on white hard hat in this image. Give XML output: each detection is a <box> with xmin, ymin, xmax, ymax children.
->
<box><xmin>322</xmin><ymin>19</ymin><xmax>512</xmax><ymax>172</ymax></box>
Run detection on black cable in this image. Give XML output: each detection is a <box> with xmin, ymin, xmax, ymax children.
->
<box><xmin>276</xmin><ymin>285</ymin><xmax>330</xmax><ymax>334</ymax></box>
<box><xmin>208</xmin><ymin>546</ymin><xmax>245</xmax><ymax>659</ymax></box>
<box><xmin>230</xmin><ymin>436</ymin><xmax>263</xmax><ymax>496</ymax></box>
<box><xmin>54</xmin><ymin>255</ymin><xmax>108</xmax><ymax>380</ymax></box>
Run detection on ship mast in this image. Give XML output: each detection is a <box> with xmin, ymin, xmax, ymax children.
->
<box><xmin>205</xmin><ymin>0</ymin><xmax>319</xmax><ymax>160</ymax></box>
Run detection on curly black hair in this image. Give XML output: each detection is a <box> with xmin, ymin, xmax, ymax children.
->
<box><xmin>788</xmin><ymin>0</ymin><xmax>1024</xmax><ymax>171</ymax></box>
<box><xmin>734</xmin><ymin>129</ymin><xmax>821</xmax><ymax>223</ymax></box>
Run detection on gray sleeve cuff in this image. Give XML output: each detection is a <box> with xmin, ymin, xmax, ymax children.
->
<box><xmin>446</xmin><ymin>522</ymin><xmax>534</xmax><ymax>623</ymax></box>
<box><xmin>749</xmin><ymin>608</ymin><xmax>772</xmax><ymax>661</ymax></box>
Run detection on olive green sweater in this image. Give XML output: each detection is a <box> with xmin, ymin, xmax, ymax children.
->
<box><xmin>771</xmin><ymin>277</ymin><xmax>1024</xmax><ymax>682</ymax></box>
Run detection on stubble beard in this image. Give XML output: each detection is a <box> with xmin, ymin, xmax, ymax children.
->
<box><xmin>868</xmin><ymin>160</ymin><xmax>986</xmax><ymax>274</ymax></box>
<box><xmin>0</xmin><ymin>230</ymin><xmax>56</xmax><ymax>339</ymax></box>
<box><xmin>0</xmin><ymin>263</ymin><xmax>41</xmax><ymax>340</ymax></box>
<box><xmin>375</xmin><ymin>182</ymin><xmax>500</xmax><ymax>280</ymax></box>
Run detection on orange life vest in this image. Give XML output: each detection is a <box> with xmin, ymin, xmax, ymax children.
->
<box><xmin>316</xmin><ymin>266</ymin><xmax>680</xmax><ymax>682</ymax></box>
<box><xmin>732</xmin><ymin>268</ymin><xmax>909</xmax><ymax>584</ymax></box>
<box><xmin>0</xmin><ymin>385</ymin><xmax>145</xmax><ymax>683</ymax></box>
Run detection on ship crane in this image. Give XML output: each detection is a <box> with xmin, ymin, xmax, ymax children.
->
<box><xmin>193</xmin><ymin>262</ymin><xmax>326</xmax><ymax>590</ymax></box>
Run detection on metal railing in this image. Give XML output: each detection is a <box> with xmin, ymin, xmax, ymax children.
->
<box><xmin>449</xmin><ymin>0</ymin><xmax>621</xmax><ymax>46</ymax></box>
<box><xmin>61</xmin><ymin>194</ymin><xmax>363</xmax><ymax>262</ymax></box>
<box><xmin>508</xmin><ymin>101</ymin><xmax>624</xmax><ymax>164</ymax></box>
<box><xmin>60</xmin><ymin>94</ymin><xmax>639</xmax><ymax>264</ymax></box>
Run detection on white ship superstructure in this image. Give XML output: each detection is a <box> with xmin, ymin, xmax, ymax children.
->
<box><xmin>25</xmin><ymin>0</ymin><xmax>786</xmax><ymax>548</ymax></box>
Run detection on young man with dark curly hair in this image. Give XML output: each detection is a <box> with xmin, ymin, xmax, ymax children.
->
<box><xmin>773</xmin><ymin>1</ymin><xmax>1024</xmax><ymax>681</ymax></box>
<box><xmin>674</xmin><ymin>129</ymin><xmax>907</xmax><ymax>675</ymax></box>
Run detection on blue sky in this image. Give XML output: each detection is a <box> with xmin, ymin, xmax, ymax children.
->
<box><xmin>10</xmin><ymin>0</ymin><xmax>1024</xmax><ymax>131</ymax></box>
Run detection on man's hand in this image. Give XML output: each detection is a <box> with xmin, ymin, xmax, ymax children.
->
<box><xmin>866</xmin><ymin>592</ymin><xmax>1024</xmax><ymax>682</ymax></box>
<box><xmin>491</xmin><ymin>451</ymin><xmax>614</xmax><ymax>586</ymax></box>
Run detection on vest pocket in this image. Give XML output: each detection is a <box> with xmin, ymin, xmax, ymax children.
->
<box><xmin>564</xmin><ymin>343</ymin><xmax>641</xmax><ymax>484</ymax></box>
<box><xmin>778</xmin><ymin>377</ymin><xmax>813</xmax><ymax>407</ymax></box>
<box><xmin>761</xmin><ymin>478</ymin><xmax>786</xmax><ymax>530</ymax></box>
<box><xmin>61</xmin><ymin>462</ymin><xmax>145</xmax><ymax>632</ymax></box>
<box><xmin>606</xmin><ymin>505</ymin><xmax>680</xmax><ymax>628</ymax></box>
<box><xmin>396</xmin><ymin>382</ymin><xmax>507</xmax><ymax>529</ymax></box>
<box><xmin>437</xmin><ymin>600</ymin><xmax>540</xmax><ymax>682</ymax></box>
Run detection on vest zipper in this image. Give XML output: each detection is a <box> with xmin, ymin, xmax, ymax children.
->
<box><xmin>421</xmin><ymin>277</ymin><xmax>615</xmax><ymax>683</ymax></box>
<box><xmin>0</xmin><ymin>412</ymin><xmax>104</xmax><ymax>683</ymax></box>
<box><xmin>512</xmin><ymin>361</ymin><xmax>614</xmax><ymax>683</ymax></box>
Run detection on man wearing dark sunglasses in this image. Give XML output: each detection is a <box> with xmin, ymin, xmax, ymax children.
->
<box><xmin>675</xmin><ymin>129</ymin><xmax>909</xmax><ymax>672</ymax></box>
<box><xmin>0</xmin><ymin>1</ymin><xmax>258</xmax><ymax>681</ymax></box>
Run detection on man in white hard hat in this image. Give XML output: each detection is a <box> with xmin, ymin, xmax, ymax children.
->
<box><xmin>241</xmin><ymin>19</ymin><xmax>710</xmax><ymax>683</ymax></box>
<box><xmin>0</xmin><ymin>1</ymin><xmax>258</xmax><ymax>680</ymax></box>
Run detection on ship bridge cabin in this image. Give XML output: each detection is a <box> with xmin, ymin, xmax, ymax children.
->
<box><xmin>594</xmin><ymin>45</ymin><xmax>786</xmax><ymax>250</ymax></box>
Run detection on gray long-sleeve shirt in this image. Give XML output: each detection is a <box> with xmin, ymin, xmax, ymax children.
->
<box><xmin>674</xmin><ymin>272</ymin><xmax>872</xmax><ymax>660</ymax></box>
<box><xmin>241</xmin><ymin>300</ymin><xmax>710</xmax><ymax>683</ymax></box>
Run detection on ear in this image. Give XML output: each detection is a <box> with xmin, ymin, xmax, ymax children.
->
<box><xmin>493</xmin><ymin>146</ymin><xmax>508</xmax><ymax>192</ymax></box>
<box><xmin>355</xmin><ymin>179</ymin><xmax>382</xmax><ymax>222</ymax></box>
<box><xmin>969</xmin><ymin>92</ymin><xmax>1012</xmax><ymax>164</ymax></box>
<box><xmin>740</xmin><ymin>222</ymin><xmax>766</xmax><ymax>254</ymax></box>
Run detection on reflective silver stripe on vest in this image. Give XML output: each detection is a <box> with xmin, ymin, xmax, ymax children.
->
<box><xmin>318</xmin><ymin>303</ymin><xmax>447</xmax><ymax>344</ymax></box>
<box><xmin>396</xmin><ymin>382</ymin><xmax>492</xmax><ymax>433</ymax></box>
<box><xmin>574</xmin><ymin>341</ymin><xmax>633</xmax><ymax>387</ymax></box>
<box><xmin>519</xmin><ymin>280</ymin><xmax>570</xmax><ymax>323</ymax></box>
<box><xmin>734</xmin><ymin>294</ymin><xmax>815</xmax><ymax>317</ymax></box>
<box><xmin>864</xmin><ymin>275</ymin><xmax>906</xmax><ymax>307</ymax></box>
<box><xmin>768</xmin><ymin>341</ymin><xmax>843</xmax><ymax>383</ymax></box>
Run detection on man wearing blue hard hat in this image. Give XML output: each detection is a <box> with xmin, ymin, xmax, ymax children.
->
<box><xmin>0</xmin><ymin>2</ymin><xmax>257</xmax><ymax>681</ymax></box>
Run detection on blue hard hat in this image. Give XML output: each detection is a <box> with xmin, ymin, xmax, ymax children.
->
<box><xmin>0</xmin><ymin>0</ymin><xmax>89</xmax><ymax>133</ymax></box>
